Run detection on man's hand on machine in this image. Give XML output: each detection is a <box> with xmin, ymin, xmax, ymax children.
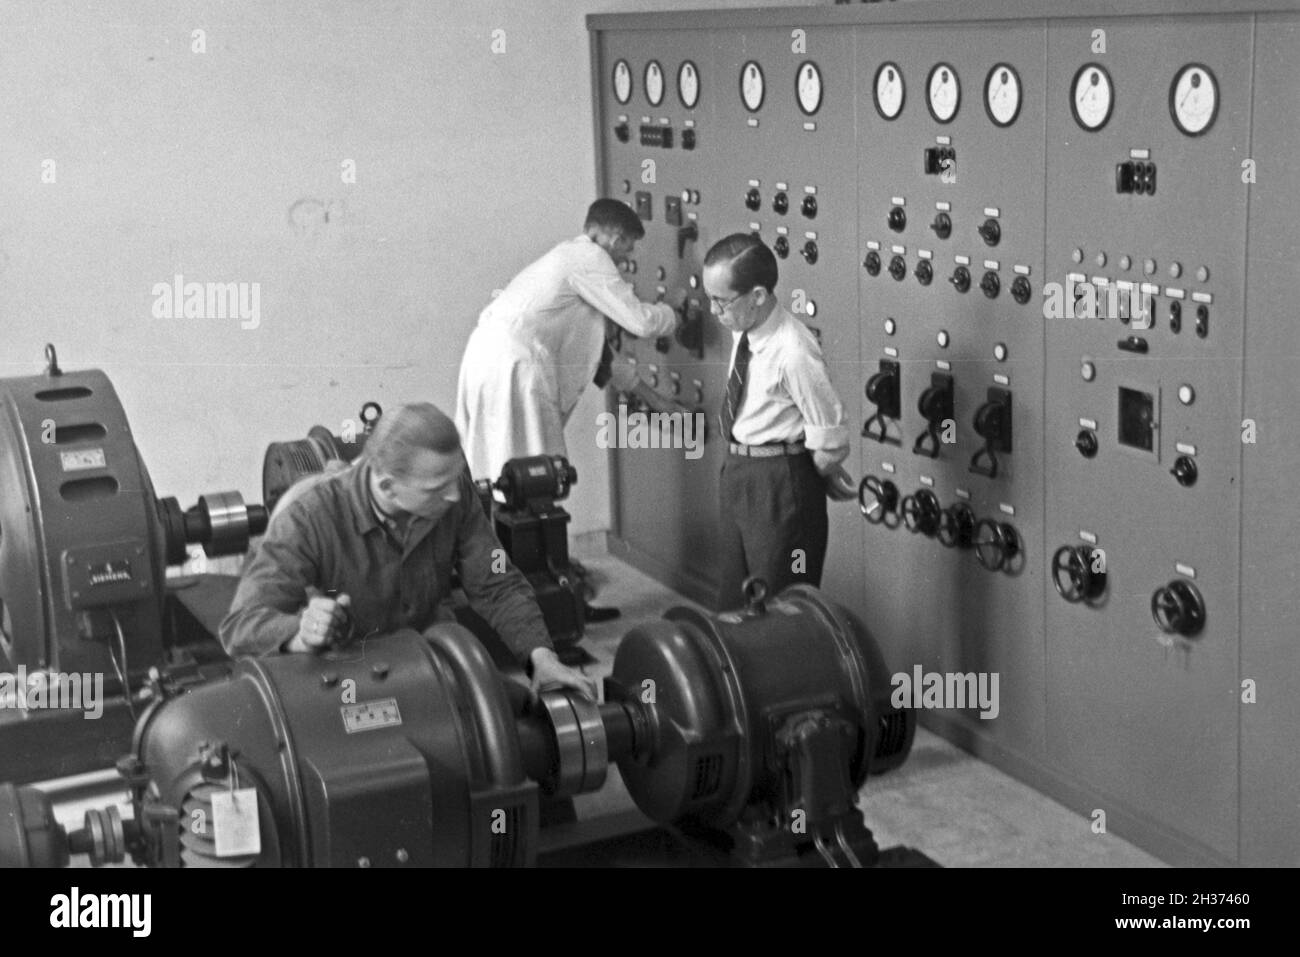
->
<box><xmin>286</xmin><ymin>592</ymin><xmax>352</xmax><ymax>652</ymax></box>
<box><xmin>529</xmin><ymin>647</ymin><xmax>599</xmax><ymax>701</ymax></box>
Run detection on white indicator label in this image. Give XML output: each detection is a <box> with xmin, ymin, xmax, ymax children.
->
<box><xmin>1175</xmin><ymin>563</ymin><xmax>1196</xmax><ymax>579</ymax></box>
<box><xmin>1079</xmin><ymin>531</ymin><xmax>1098</xmax><ymax>544</ymax></box>
<box><xmin>920</xmin><ymin>475</ymin><xmax>935</xmax><ymax>487</ymax></box>
<box><xmin>994</xmin><ymin>373</ymin><xmax>1010</xmax><ymax>385</ymax></box>
<box><xmin>212</xmin><ymin>788</ymin><xmax>262</xmax><ymax>858</ymax></box>
<box><xmin>60</xmin><ymin>448</ymin><xmax>107</xmax><ymax>472</ymax></box>
<box><xmin>999</xmin><ymin>503</ymin><xmax>1016</xmax><ymax>516</ymax></box>
<box><xmin>881</xmin><ymin>461</ymin><xmax>896</xmax><ymax>473</ymax></box>
<box><xmin>342</xmin><ymin>698</ymin><xmax>403</xmax><ymax>734</ymax></box>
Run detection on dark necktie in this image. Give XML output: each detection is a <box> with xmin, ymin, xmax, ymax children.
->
<box><xmin>720</xmin><ymin>331</ymin><xmax>751</xmax><ymax>443</ymax></box>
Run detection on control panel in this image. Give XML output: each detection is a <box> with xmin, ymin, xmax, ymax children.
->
<box><xmin>590</xmin><ymin>0</ymin><xmax>1300</xmax><ymax>866</ymax></box>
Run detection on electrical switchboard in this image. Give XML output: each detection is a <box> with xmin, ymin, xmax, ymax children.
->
<box><xmin>590</xmin><ymin>0</ymin><xmax>1300</xmax><ymax>866</ymax></box>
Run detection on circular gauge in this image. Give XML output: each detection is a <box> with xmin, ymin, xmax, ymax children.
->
<box><xmin>984</xmin><ymin>63</ymin><xmax>1022</xmax><ymax>127</ymax></box>
<box><xmin>1170</xmin><ymin>63</ymin><xmax>1218</xmax><ymax>136</ymax></box>
<box><xmin>927</xmin><ymin>63</ymin><xmax>960</xmax><ymax>123</ymax></box>
<box><xmin>740</xmin><ymin>60</ymin><xmax>765</xmax><ymax>112</ymax></box>
<box><xmin>678</xmin><ymin>60</ymin><xmax>700</xmax><ymax>109</ymax></box>
<box><xmin>796</xmin><ymin>61</ymin><xmax>823</xmax><ymax>116</ymax></box>
<box><xmin>874</xmin><ymin>62</ymin><xmax>905</xmax><ymax>120</ymax></box>
<box><xmin>612</xmin><ymin>60</ymin><xmax>632</xmax><ymax>104</ymax></box>
<box><xmin>645</xmin><ymin>60</ymin><xmax>665</xmax><ymax>107</ymax></box>
<box><xmin>1071</xmin><ymin>63</ymin><xmax>1113</xmax><ymax>131</ymax></box>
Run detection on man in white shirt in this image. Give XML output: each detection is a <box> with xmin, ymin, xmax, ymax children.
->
<box><xmin>702</xmin><ymin>233</ymin><xmax>856</xmax><ymax>611</ymax></box>
<box><xmin>455</xmin><ymin>199</ymin><xmax>681</xmax><ymax>482</ymax></box>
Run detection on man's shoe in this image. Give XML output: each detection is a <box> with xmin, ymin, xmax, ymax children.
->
<box><xmin>584</xmin><ymin>603</ymin><xmax>621</xmax><ymax>623</ymax></box>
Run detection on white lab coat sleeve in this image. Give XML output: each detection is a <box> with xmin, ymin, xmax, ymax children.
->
<box><xmin>567</xmin><ymin>259</ymin><xmax>678</xmax><ymax>339</ymax></box>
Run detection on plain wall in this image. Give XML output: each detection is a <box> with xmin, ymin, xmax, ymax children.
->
<box><xmin>0</xmin><ymin>0</ymin><xmax>798</xmax><ymax>534</ymax></box>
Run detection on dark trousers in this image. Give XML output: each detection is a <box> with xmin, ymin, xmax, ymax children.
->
<box><xmin>716</xmin><ymin>452</ymin><xmax>828</xmax><ymax>611</ymax></box>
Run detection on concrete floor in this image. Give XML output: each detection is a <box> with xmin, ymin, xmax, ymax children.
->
<box><xmin>570</xmin><ymin>545</ymin><xmax>1166</xmax><ymax>868</ymax></box>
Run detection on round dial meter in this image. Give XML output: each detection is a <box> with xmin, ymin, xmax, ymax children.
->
<box><xmin>1071</xmin><ymin>63</ymin><xmax>1114</xmax><ymax>131</ymax></box>
<box><xmin>644</xmin><ymin>60</ymin><xmax>665</xmax><ymax>107</ymax></box>
<box><xmin>612</xmin><ymin>60</ymin><xmax>632</xmax><ymax>104</ymax></box>
<box><xmin>874</xmin><ymin>62</ymin><xmax>905</xmax><ymax>119</ymax></box>
<box><xmin>678</xmin><ymin>60</ymin><xmax>700</xmax><ymax>109</ymax></box>
<box><xmin>985</xmin><ymin>63</ymin><xmax>1021</xmax><ymax>127</ymax></box>
<box><xmin>927</xmin><ymin>63</ymin><xmax>960</xmax><ymax>123</ymax></box>
<box><xmin>796</xmin><ymin>61</ymin><xmax>823</xmax><ymax>115</ymax></box>
<box><xmin>740</xmin><ymin>61</ymin><xmax>765</xmax><ymax>112</ymax></box>
<box><xmin>1170</xmin><ymin>63</ymin><xmax>1217</xmax><ymax>136</ymax></box>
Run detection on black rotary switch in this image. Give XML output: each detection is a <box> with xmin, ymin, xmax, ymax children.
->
<box><xmin>1171</xmin><ymin>455</ymin><xmax>1198</xmax><ymax>487</ymax></box>
<box><xmin>950</xmin><ymin>266</ymin><xmax>971</xmax><ymax>293</ymax></box>
<box><xmin>862</xmin><ymin>360</ymin><xmax>902</xmax><ymax>446</ymax></box>
<box><xmin>772</xmin><ymin>191</ymin><xmax>789</xmax><ymax>215</ymax></box>
<box><xmin>863</xmin><ymin>250</ymin><xmax>881</xmax><ymax>275</ymax></box>
<box><xmin>930</xmin><ymin>212</ymin><xmax>952</xmax><ymax>240</ymax></box>
<box><xmin>615</xmin><ymin>122</ymin><xmax>631</xmax><ymax>143</ymax></box>
<box><xmin>1151</xmin><ymin>579</ymin><xmax>1206</xmax><ymax>638</ymax></box>
<box><xmin>974</xmin><ymin>519</ymin><xmax>1020</xmax><ymax>572</ymax></box>
<box><xmin>1196</xmin><ymin>304</ymin><xmax>1209</xmax><ymax>339</ymax></box>
<box><xmin>980</xmin><ymin>270</ymin><xmax>1000</xmax><ymax>299</ymax></box>
<box><xmin>888</xmin><ymin>206</ymin><xmax>907</xmax><ymax>233</ymax></box>
<box><xmin>1075</xmin><ymin>429</ymin><xmax>1098</xmax><ymax>458</ymax></box>
<box><xmin>773</xmin><ymin>235</ymin><xmax>790</xmax><ymax>259</ymax></box>
<box><xmin>978</xmin><ymin>218</ymin><xmax>1001</xmax><ymax>247</ymax></box>
<box><xmin>745</xmin><ymin>187</ymin><xmax>761</xmax><ymax>211</ymax></box>
<box><xmin>889</xmin><ymin>255</ymin><xmax>907</xmax><ymax>281</ymax></box>
<box><xmin>912</xmin><ymin>372</ymin><xmax>954</xmax><ymax>459</ymax></box>
<box><xmin>1010</xmin><ymin>276</ymin><xmax>1032</xmax><ymax>305</ymax></box>
<box><xmin>1169</xmin><ymin>300</ymin><xmax>1182</xmax><ymax>334</ymax></box>
<box><xmin>970</xmin><ymin>387</ymin><xmax>1012</xmax><ymax>479</ymax></box>
<box><xmin>801</xmin><ymin>194</ymin><xmax>818</xmax><ymax>219</ymax></box>
<box><xmin>915</xmin><ymin>260</ymin><xmax>933</xmax><ymax>286</ymax></box>
<box><xmin>858</xmin><ymin>475</ymin><xmax>900</xmax><ymax>525</ymax></box>
<box><xmin>900</xmin><ymin>489</ymin><xmax>942</xmax><ymax>537</ymax></box>
<box><xmin>800</xmin><ymin>240</ymin><xmax>819</xmax><ymax>264</ymax></box>
<box><xmin>1051</xmin><ymin>544</ymin><xmax>1108</xmax><ymax>603</ymax></box>
<box><xmin>937</xmin><ymin>502</ymin><xmax>977</xmax><ymax>549</ymax></box>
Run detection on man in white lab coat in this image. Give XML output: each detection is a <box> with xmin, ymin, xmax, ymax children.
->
<box><xmin>455</xmin><ymin>199</ymin><xmax>681</xmax><ymax>483</ymax></box>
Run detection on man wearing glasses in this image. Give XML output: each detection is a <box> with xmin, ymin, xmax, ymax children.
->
<box><xmin>702</xmin><ymin>233</ymin><xmax>856</xmax><ymax>611</ymax></box>
<box><xmin>219</xmin><ymin>402</ymin><xmax>596</xmax><ymax>700</ymax></box>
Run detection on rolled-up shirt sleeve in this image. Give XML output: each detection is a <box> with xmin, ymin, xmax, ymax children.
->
<box><xmin>218</xmin><ymin>504</ymin><xmax>321</xmax><ymax>657</ymax></box>
<box><xmin>568</xmin><ymin>258</ymin><xmax>678</xmax><ymax>339</ymax></box>
<box><xmin>783</xmin><ymin>347</ymin><xmax>849</xmax><ymax>454</ymax></box>
<box><xmin>453</xmin><ymin>474</ymin><xmax>553</xmax><ymax>666</ymax></box>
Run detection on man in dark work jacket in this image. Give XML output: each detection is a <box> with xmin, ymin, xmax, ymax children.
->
<box><xmin>219</xmin><ymin>401</ymin><xmax>596</xmax><ymax>699</ymax></box>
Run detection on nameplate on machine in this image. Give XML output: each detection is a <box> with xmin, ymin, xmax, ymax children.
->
<box><xmin>60</xmin><ymin>448</ymin><xmax>106</xmax><ymax>472</ymax></box>
<box><xmin>342</xmin><ymin>699</ymin><xmax>403</xmax><ymax>734</ymax></box>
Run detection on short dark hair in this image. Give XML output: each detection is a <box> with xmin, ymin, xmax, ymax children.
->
<box><xmin>704</xmin><ymin>232</ymin><xmax>778</xmax><ymax>294</ymax></box>
<box><xmin>585</xmin><ymin>198</ymin><xmax>645</xmax><ymax>240</ymax></box>
<box><xmin>366</xmin><ymin>402</ymin><xmax>461</xmax><ymax>479</ymax></box>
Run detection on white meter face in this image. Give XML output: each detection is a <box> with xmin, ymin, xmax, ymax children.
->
<box><xmin>678</xmin><ymin>60</ymin><xmax>700</xmax><ymax>109</ymax></box>
<box><xmin>796</xmin><ymin>61</ymin><xmax>823</xmax><ymax>115</ymax></box>
<box><xmin>985</xmin><ymin>63</ymin><xmax>1021</xmax><ymax>127</ymax></box>
<box><xmin>927</xmin><ymin>63</ymin><xmax>960</xmax><ymax>123</ymax></box>
<box><xmin>645</xmin><ymin>61</ymin><xmax>665</xmax><ymax>106</ymax></box>
<box><xmin>1072</xmin><ymin>63</ymin><xmax>1113</xmax><ymax>131</ymax></box>
<box><xmin>613</xmin><ymin>60</ymin><xmax>632</xmax><ymax>104</ymax></box>
<box><xmin>1170</xmin><ymin>64</ymin><xmax>1217</xmax><ymax>136</ymax></box>
<box><xmin>874</xmin><ymin>62</ymin><xmax>904</xmax><ymax>120</ymax></box>
<box><xmin>741</xmin><ymin>61</ymin><xmax>765</xmax><ymax>112</ymax></box>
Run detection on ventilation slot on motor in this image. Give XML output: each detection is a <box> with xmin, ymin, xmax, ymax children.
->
<box><xmin>52</xmin><ymin>423</ymin><xmax>107</xmax><ymax>444</ymax></box>
<box><xmin>691</xmin><ymin>754</ymin><xmax>723</xmax><ymax>799</ymax></box>
<box><xmin>489</xmin><ymin>804</ymin><xmax>524</xmax><ymax>868</ymax></box>
<box><xmin>34</xmin><ymin>386</ymin><xmax>93</xmax><ymax>402</ymax></box>
<box><xmin>59</xmin><ymin>477</ymin><xmax>118</xmax><ymax>502</ymax></box>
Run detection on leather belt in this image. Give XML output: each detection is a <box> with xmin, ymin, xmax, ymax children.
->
<box><xmin>728</xmin><ymin>441</ymin><xmax>807</xmax><ymax>458</ymax></box>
